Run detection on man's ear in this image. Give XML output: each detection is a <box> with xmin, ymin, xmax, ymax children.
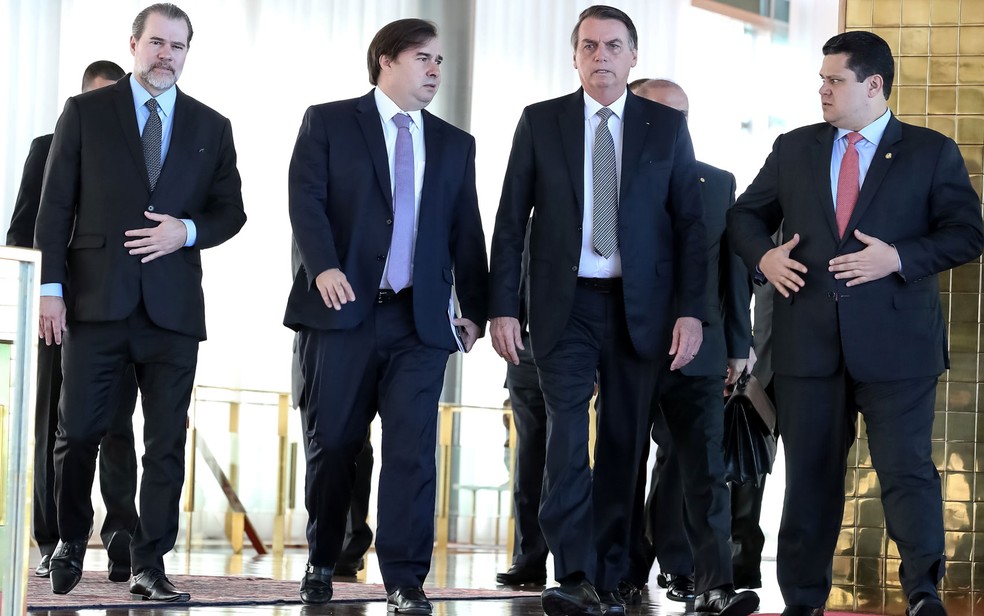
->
<box><xmin>867</xmin><ymin>74</ymin><xmax>884</xmax><ymax>99</ymax></box>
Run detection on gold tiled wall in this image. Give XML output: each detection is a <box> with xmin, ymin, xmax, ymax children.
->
<box><xmin>837</xmin><ymin>1</ymin><xmax>984</xmax><ymax>614</ymax></box>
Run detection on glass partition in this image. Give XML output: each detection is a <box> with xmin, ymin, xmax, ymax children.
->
<box><xmin>0</xmin><ymin>246</ymin><xmax>40</xmax><ymax>616</ymax></box>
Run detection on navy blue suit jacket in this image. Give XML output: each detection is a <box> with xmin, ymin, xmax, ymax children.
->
<box><xmin>284</xmin><ymin>90</ymin><xmax>489</xmax><ymax>351</ymax></box>
<box><xmin>490</xmin><ymin>89</ymin><xmax>707</xmax><ymax>360</ymax></box>
<box><xmin>728</xmin><ymin>114</ymin><xmax>983</xmax><ymax>381</ymax></box>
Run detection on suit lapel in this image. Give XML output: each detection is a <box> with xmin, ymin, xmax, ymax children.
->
<box><xmin>112</xmin><ymin>77</ymin><xmax>152</xmax><ymax>192</ymax></box>
<box><xmin>558</xmin><ymin>90</ymin><xmax>585</xmax><ymax>217</ymax></box>
<box><xmin>846</xmin><ymin>114</ymin><xmax>901</xmax><ymax>237</ymax></box>
<box><xmin>155</xmin><ymin>88</ymin><xmax>192</xmax><ymax>192</ymax></box>
<box><xmin>619</xmin><ymin>91</ymin><xmax>647</xmax><ymax>208</ymax></box>
<box><xmin>810</xmin><ymin>124</ymin><xmax>839</xmax><ymax>240</ymax></box>
<box><xmin>355</xmin><ymin>90</ymin><xmax>392</xmax><ymax>205</ymax></box>
<box><xmin>419</xmin><ymin>109</ymin><xmax>444</xmax><ymax>243</ymax></box>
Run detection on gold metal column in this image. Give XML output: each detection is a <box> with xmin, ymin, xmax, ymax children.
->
<box><xmin>837</xmin><ymin>1</ymin><xmax>984</xmax><ymax>613</ymax></box>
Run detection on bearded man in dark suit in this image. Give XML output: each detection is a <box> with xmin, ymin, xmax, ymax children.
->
<box><xmin>36</xmin><ymin>2</ymin><xmax>245</xmax><ymax>602</ymax></box>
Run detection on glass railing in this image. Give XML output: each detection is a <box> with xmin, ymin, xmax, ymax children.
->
<box><xmin>0</xmin><ymin>246</ymin><xmax>40</xmax><ymax>616</ymax></box>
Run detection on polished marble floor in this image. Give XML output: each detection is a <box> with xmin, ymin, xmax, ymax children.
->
<box><xmin>25</xmin><ymin>545</ymin><xmax>788</xmax><ymax>615</ymax></box>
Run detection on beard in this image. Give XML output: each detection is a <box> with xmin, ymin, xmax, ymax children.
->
<box><xmin>138</xmin><ymin>61</ymin><xmax>177</xmax><ymax>91</ymax></box>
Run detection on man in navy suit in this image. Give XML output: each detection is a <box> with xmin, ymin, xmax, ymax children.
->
<box><xmin>490</xmin><ymin>7</ymin><xmax>755</xmax><ymax>616</ymax></box>
<box><xmin>728</xmin><ymin>31</ymin><xmax>983</xmax><ymax>616</ymax></box>
<box><xmin>36</xmin><ymin>3</ymin><xmax>246</xmax><ymax>601</ymax></box>
<box><xmin>7</xmin><ymin>60</ymin><xmax>140</xmax><ymax>584</ymax></box>
<box><xmin>622</xmin><ymin>79</ymin><xmax>754</xmax><ymax>607</ymax></box>
<box><xmin>285</xmin><ymin>18</ymin><xmax>489</xmax><ymax>613</ymax></box>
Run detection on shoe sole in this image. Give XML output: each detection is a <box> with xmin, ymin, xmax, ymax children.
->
<box><xmin>130</xmin><ymin>593</ymin><xmax>191</xmax><ymax>602</ymax></box>
<box><xmin>386</xmin><ymin>604</ymin><xmax>432</xmax><ymax>615</ymax></box>
<box><xmin>716</xmin><ymin>594</ymin><xmax>760</xmax><ymax>616</ymax></box>
<box><xmin>542</xmin><ymin>594</ymin><xmax>603</xmax><ymax>616</ymax></box>
<box><xmin>497</xmin><ymin>577</ymin><xmax>547</xmax><ymax>586</ymax></box>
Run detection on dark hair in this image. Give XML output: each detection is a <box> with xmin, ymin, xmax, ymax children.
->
<box><xmin>570</xmin><ymin>5</ymin><xmax>638</xmax><ymax>51</ymax></box>
<box><xmin>81</xmin><ymin>60</ymin><xmax>125</xmax><ymax>91</ymax></box>
<box><xmin>822</xmin><ymin>31</ymin><xmax>894</xmax><ymax>99</ymax></box>
<box><xmin>132</xmin><ymin>3</ymin><xmax>194</xmax><ymax>45</ymax></box>
<box><xmin>366</xmin><ymin>19</ymin><xmax>438</xmax><ymax>85</ymax></box>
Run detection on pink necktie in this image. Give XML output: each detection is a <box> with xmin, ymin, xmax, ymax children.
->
<box><xmin>388</xmin><ymin>113</ymin><xmax>414</xmax><ymax>291</ymax></box>
<box><xmin>835</xmin><ymin>131</ymin><xmax>864</xmax><ymax>238</ymax></box>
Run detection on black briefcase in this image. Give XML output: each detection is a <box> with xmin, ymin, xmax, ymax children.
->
<box><xmin>722</xmin><ymin>372</ymin><xmax>777</xmax><ymax>487</ymax></box>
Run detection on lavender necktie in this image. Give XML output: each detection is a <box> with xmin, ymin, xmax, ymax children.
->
<box><xmin>388</xmin><ymin>113</ymin><xmax>414</xmax><ymax>291</ymax></box>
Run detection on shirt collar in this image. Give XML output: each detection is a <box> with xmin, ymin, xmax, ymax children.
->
<box><xmin>836</xmin><ymin>107</ymin><xmax>891</xmax><ymax>146</ymax></box>
<box><xmin>583</xmin><ymin>88</ymin><xmax>628</xmax><ymax>121</ymax></box>
<box><xmin>374</xmin><ymin>87</ymin><xmax>423</xmax><ymax>129</ymax></box>
<box><xmin>129</xmin><ymin>74</ymin><xmax>177</xmax><ymax>117</ymax></box>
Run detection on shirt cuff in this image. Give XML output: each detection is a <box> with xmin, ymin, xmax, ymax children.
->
<box><xmin>181</xmin><ymin>219</ymin><xmax>197</xmax><ymax>247</ymax></box>
<box><xmin>40</xmin><ymin>283</ymin><xmax>63</xmax><ymax>297</ymax></box>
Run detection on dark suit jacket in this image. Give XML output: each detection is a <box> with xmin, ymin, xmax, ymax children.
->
<box><xmin>35</xmin><ymin>76</ymin><xmax>246</xmax><ymax>340</ymax></box>
<box><xmin>682</xmin><ymin>162</ymin><xmax>751</xmax><ymax>377</ymax></box>
<box><xmin>728</xmin><ymin>114</ymin><xmax>983</xmax><ymax>382</ymax></box>
<box><xmin>490</xmin><ymin>89</ymin><xmax>707</xmax><ymax>360</ymax></box>
<box><xmin>283</xmin><ymin>90</ymin><xmax>489</xmax><ymax>351</ymax></box>
<box><xmin>7</xmin><ymin>134</ymin><xmax>53</xmax><ymax>248</ymax></box>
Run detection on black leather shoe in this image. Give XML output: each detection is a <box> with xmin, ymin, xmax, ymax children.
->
<box><xmin>497</xmin><ymin>563</ymin><xmax>547</xmax><ymax>586</ymax></box>
<box><xmin>781</xmin><ymin>607</ymin><xmax>824</xmax><ymax>616</ymax></box>
<box><xmin>36</xmin><ymin>553</ymin><xmax>53</xmax><ymax>578</ymax></box>
<box><xmin>907</xmin><ymin>596</ymin><xmax>947</xmax><ymax>616</ymax></box>
<box><xmin>665</xmin><ymin>574</ymin><xmax>696</xmax><ymax>602</ymax></box>
<box><xmin>598</xmin><ymin>590</ymin><xmax>626</xmax><ymax>614</ymax></box>
<box><xmin>129</xmin><ymin>569</ymin><xmax>190</xmax><ymax>602</ymax></box>
<box><xmin>387</xmin><ymin>586</ymin><xmax>432</xmax><ymax>614</ymax></box>
<box><xmin>300</xmin><ymin>564</ymin><xmax>333</xmax><ymax>604</ymax></box>
<box><xmin>49</xmin><ymin>539</ymin><xmax>87</xmax><ymax>594</ymax></box>
<box><xmin>695</xmin><ymin>587</ymin><xmax>759</xmax><ymax>616</ymax></box>
<box><xmin>541</xmin><ymin>580</ymin><xmax>603</xmax><ymax>616</ymax></box>
<box><xmin>333</xmin><ymin>559</ymin><xmax>364</xmax><ymax>577</ymax></box>
<box><xmin>616</xmin><ymin>580</ymin><xmax>642</xmax><ymax>606</ymax></box>
<box><xmin>104</xmin><ymin>530</ymin><xmax>132</xmax><ymax>582</ymax></box>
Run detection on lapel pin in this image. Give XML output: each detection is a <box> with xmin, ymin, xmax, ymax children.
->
<box><xmin>700</xmin><ymin>177</ymin><xmax>706</xmax><ymax>183</ymax></box>
<box><xmin>885</xmin><ymin>153</ymin><xmax>892</xmax><ymax>159</ymax></box>
<box><xmin>198</xmin><ymin>148</ymin><xmax>205</xmax><ymax>153</ymax></box>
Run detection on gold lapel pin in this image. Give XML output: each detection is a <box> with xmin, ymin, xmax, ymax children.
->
<box><xmin>885</xmin><ymin>153</ymin><xmax>892</xmax><ymax>159</ymax></box>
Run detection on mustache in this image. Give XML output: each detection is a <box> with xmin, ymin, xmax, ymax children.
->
<box><xmin>150</xmin><ymin>62</ymin><xmax>174</xmax><ymax>73</ymax></box>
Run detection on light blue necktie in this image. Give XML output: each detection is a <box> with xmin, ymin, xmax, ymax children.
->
<box><xmin>388</xmin><ymin>113</ymin><xmax>414</xmax><ymax>291</ymax></box>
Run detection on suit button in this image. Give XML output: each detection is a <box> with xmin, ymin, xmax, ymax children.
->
<box><xmin>571</xmin><ymin>266</ymin><xmax>577</xmax><ymax>272</ymax></box>
<box><xmin>386</xmin><ymin>218</ymin><xmax>393</xmax><ymax>225</ymax></box>
<box><xmin>377</xmin><ymin>255</ymin><xmax>385</xmax><ymax>262</ymax></box>
<box><xmin>828</xmin><ymin>292</ymin><xmax>836</xmax><ymax>299</ymax></box>
<box><xmin>577</xmin><ymin>226</ymin><xmax>582</xmax><ymax>232</ymax></box>
<box><xmin>147</xmin><ymin>205</ymin><xmax>155</xmax><ymax>212</ymax></box>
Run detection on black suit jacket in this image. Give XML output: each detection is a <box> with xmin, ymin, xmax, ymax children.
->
<box><xmin>682</xmin><ymin>162</ymin><xmax>751</xmax><ymax>377</ymax></box>
<box><xmin>283</xmin><ymin>90</ymin><xmax>489</xmax><ymax>351</ymax></box>
<box><xmin>35</xmin><ymin>76</ymin><xmax>246</xmax><ymax>340</ymax></box>
<box><xmin>728</xmin><ymin>114</ymin><xmax>983</xmax><ymax>381</ymax></box>
<box><xmin>490</xmin><ymin>89</ymin><xmax>707</xmax><ymax>360</ymax></box>
<box><xmin>7</xmin><ymin>134</ymin><xmax>53</xmax><ymax>248</ymax></box>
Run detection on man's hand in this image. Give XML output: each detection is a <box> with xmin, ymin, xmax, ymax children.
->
<box><xmin>453</xmin><ymin>317</ymin><xmax>480</xmax><ymax>352</ymax></box>
<box><xmin>315</xmin><ymin>268</ymin><xmax>356</xmax><ymax>310</ymax></box>
<box><xmin>490</xmin><ymin>316</ymin><xmax>523</xmax><ymax>365</ymax></box>
<box><xmin>828</xmin><ymin>229</ymin><xmax>900</xmax><ymax>287</ymax></box>
<box><xmin>726</xmin><ymin>357</ymin><xmax>748</xmax><ymax>386</ymax></box>
<box><xmin>39</xmin><ymin>296</ymin><xmax>67</xmax><ymax>346</ymax></box>
<box><xmin>668</xmin><ymin>316</ymin><xmax>702</xmax><ymax>371</ymax></box>
<box><xmin>759</xmin><ymin>233</ymin><xmax>808</xmax><ymax>298</ymax></box>
<box><xmin>124</xmin><ymin>211</ymin><xmax>188</xmax><ymax>263</ymax></box>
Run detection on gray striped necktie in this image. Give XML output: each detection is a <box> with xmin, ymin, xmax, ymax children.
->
<box><xmin>592</xmin><ymin>107</ymin><xmax>618</xmax><ymax>258</ymax></box>
<box><xmin>142</xmin><ymin>98</ymin><xmax>162</xmax><ymax>190</ymax></box>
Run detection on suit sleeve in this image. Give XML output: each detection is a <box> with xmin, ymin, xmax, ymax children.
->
<box><xmin>451</xmin><ymin>135</ymin><xmax>490</xmax><ymax>336</ymax></box>
<box><xmin>727</xmin><ymin>135</ymin><xmax>786</xmax><ymax>274</ymax></box>
<box><xmin>489</xmin><ymin>109</ymin><xmax>536</xmax><ymax>319</ymax></box>
<box><xmin>36</xmin><ymin>99</ymin><xmax>83</xmax><ymax>285</ymax></box>
<box><xmin>189</xmin><ymin>117</ymin><xmax>246</xmax><ymax>249</ymax></box>
<box><xmin>288</xmin><ymin>106</ymin><xmax>340</xmax><ymax>288</ymax></box>
<box><xmin>6</xmin><ymin>136</ymin><xmax>51</xmax><ymax>247</ymax></box>
<box><xmin>892</xmin><ymin>137</ymin><xmax>984</xmax><ymax>281</ymax></box>
<box><xmin>668</xmin><ymin>119</ymin><xmax>708</xmax><ymax>321</ymax></box>
<box><xmin>720</xmin><ymin>172</ymin><xmax>752</xmax><ymax>359</ymax></box>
